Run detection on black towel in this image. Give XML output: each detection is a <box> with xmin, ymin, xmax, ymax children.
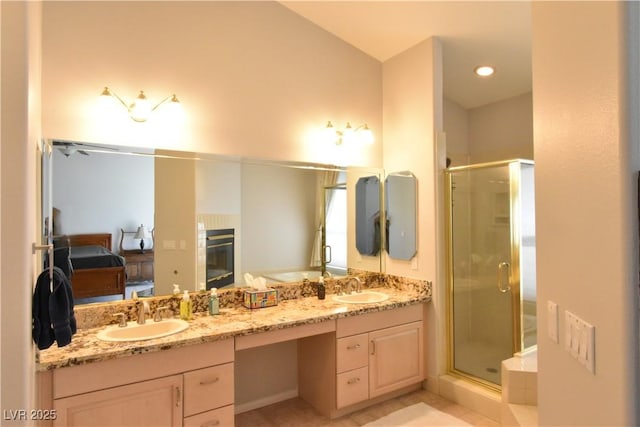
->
<box><xmin>32</xmin><ymin>268</ymin><xmax>55</xmax><ymax>350</ymax></box>
<box><xmin>32</xmin><ymin>266</ymin><xmax>76</xmax><ymax>350</ymax></box>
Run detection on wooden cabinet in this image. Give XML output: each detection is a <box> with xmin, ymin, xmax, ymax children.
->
<box><xmin>43</xmin><ymin>340</ymin><xmax>234</xmax><ymax>427</ymax></box>
<box><xmin>181</xmin><ymin>359</ymin><xmax>235</xmax><ymax>426</ymax></box>
<box><xmin>334</xmin><ymin>320</ymin><xmax>423</xmax><ymax>409</ymax></box>
<box><xmin>299</xmin><ymin>303</ymin><xmax>425</xmax><ymax>417</ymax></box>
<box><xmin>54</xmin><ymin>375</ymin><xmax>182</xmax><ymax>427</ymax></box>
<box><xmin>369</xmin><ymin>321</ymin><xmax>423</xmax><ymax>398</ymax></box>
<box><xmin>122</xmin><ymin>250</ymin><xmax>154</xmax><ymax>282</ymax></box>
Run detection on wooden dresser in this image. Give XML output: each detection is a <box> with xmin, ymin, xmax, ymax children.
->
<box><xmin>122</xmin><ymin>250</ymin><xmax>154</xmax><ymax>283</ymax></box>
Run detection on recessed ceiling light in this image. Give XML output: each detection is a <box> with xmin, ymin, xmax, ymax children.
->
<box><xmin>474</xmin><ymin>65</ymin><xmax>495</xmax><ymax>77</ymax></box>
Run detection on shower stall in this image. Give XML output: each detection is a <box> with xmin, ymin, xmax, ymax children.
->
<box><xmin>445</xmin><ymin>160</ymin><xmax>536</xmax><ymax>388</ymax></box>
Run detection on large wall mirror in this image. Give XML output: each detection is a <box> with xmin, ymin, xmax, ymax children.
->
<box><xmin>44</xmin><ymin>140</ymin><xmax>383</xmax><ymax>304</ymax></box>
<box><xmin>384</xmin><ymin>171</ymin><xmax>417</xmax><ymax>260</ymax></box>
<box><xmin>355</xmin><ymin>175</ymin><xmax>381</xmax><ymax>256</ymax></box>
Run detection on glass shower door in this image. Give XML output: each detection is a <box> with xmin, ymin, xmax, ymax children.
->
<box><xmin>447</xmin><ymin>160</ymin><xmax>535</xmax><ymax>387</ymax></box>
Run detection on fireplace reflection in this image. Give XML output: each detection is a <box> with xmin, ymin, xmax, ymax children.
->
<box><xmin>206</xmin><ymin>228</ymin><xmax>234</xmax><ymax>289</ymax></box>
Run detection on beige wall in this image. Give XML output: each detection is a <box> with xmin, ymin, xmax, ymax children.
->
<box><xmin>41</xmin><ymin>1</ymin><xmax>382</xmax><ymax>168</ymax></box>
<box><xmin>382</xmin><ymin>38</ymin><xmax>444</xmax><ymax>388</ymax></box>
<box><xmin>532</xmin><ymin>2</ymin><xmax>639</xmax><ymax>425</ymax></box>
<box><xmin>468</xmin><ymin>92</ymin><xmax>533</xmax><ymax>163</ymax></box>
<box><xmin>444</xmin><ymin>92</ymin><xmax>533</xmax><ymax>166</ymax></box>
<box><xmin>443</xmin><ymin>97</ymin><xmax>469</xmax><ymax>167</ymax></box>
<box><xmin>155</xmin><ymin>154</ymin><xmax>197</xmax><ymax>294</ymax></box>
<box><xmin>1</xmin><ymin>1</ymin><xmax>41</xmax><ymax>420</ymax></box>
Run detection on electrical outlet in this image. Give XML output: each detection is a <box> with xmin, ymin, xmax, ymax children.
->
<box><xmin>565</xmin><ymin>310</ymin><xmax>595</xmax><ymax>374</ymax></box>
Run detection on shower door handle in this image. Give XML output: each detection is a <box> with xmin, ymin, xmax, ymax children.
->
<box><xmin>324</xmin><ymin>245</ymin><xmax>332</xmax><ymax>264</ymax></box>
<box><xmin>497</xmin><ymin>262</ymin><xmax>511</xmax><ymax>293</ymax></box>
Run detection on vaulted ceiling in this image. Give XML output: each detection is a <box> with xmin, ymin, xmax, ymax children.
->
<box><xmin>281</xmin><ymin>1</ymin><xmax>532</xmax><ymax>109</ymax></box>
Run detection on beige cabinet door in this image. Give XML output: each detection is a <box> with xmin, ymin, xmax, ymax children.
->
<box><xmin>54</xmin><ymin>375</ymin><xmax>183</xmax><ymax>427</ymax></box>
<box><xmin>369</xmin><ymin>321</ymin><xmax>423</xmax><ymax>398</ymax></box>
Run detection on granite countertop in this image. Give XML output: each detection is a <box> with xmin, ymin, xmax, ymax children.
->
<box><xmin>36</xmin><ymin>286</ymin><xmax>429</xmax><ymax>371</ymax></box>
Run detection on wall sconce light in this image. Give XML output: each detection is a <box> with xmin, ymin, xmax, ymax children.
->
<box><xmin>100</xmin><ymin>87</ymin><xmax>181</xmax><ymax>122</ymax></box>
<box><xmin>324</xmin><ymin>121</ymin><xmax>374</xmax><ymax>145</ymax></box>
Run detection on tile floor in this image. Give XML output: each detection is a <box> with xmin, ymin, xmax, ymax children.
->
<box><xmin>235</xmin><ymin>388</ymin><xmax>501</xmax><ymax>426</ymax></box>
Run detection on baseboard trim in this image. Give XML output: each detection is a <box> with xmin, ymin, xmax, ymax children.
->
<box><xmin>438</xmin><ymin>374</ymin><xmax>501</xmax><ymax>422</ymax></box>
<box><xmin>234</xmin><ymin>388</ymin><xmax>299</xmax><ymax>414</ymax></box>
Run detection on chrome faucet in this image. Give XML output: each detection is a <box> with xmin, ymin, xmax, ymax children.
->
<box><xmin>112</xmin><ymin>312</ymin><xmax>127</xmax><ymax>327</ymax></box>
<box><xmin>347</xmin><ymin>277</ymin><xmax>362</xmax><ymax>294</ymax></box>
<box><xmin>153</xmin><ymin>306</ymin><xmax>171</xmax><ymax>322</ymax></box>
<box><xmin>137</xmin><ymin>300</ymin><xmax>150</xmax><ymax>324</ymax></box>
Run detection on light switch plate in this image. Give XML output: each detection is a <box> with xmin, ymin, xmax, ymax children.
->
<box><xmin>564</xmin><ymin>310</ymin><xmax>595</xmax><ymax>374</ymax></box>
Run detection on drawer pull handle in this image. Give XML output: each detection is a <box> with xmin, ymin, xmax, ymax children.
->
<box><xmin>200</xmin><ymin>377</ymin><xmax>220</xmax><ymax>386</ymax></box>
<box><xmin>201</xmin><ymin>421</ymin><xmax>220</xmax><ymax>427</ymax></box>
<box><xmin>175</xmin><ymin>386</ymin><xmax>181</xmax><ymax>407</ymax></box>
<box><xmin>347</xmin><ymin>343</ymin><xmax>361</xmax><ymax>350</ymax></box>
<box><xmin>347</xmin><ymin>377</ymin><xmax>360</xmax><ymax>385</ymax></box>
<box><xmin>370</xmin><ymin>340</ymin><xmax>376</xmax><ymax>355</ymax></box>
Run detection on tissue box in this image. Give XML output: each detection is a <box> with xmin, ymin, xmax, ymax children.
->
<box><xmin>243</xmin><ymin>288</ymin><xmax>278</xmax><ymax>309</ymax></box>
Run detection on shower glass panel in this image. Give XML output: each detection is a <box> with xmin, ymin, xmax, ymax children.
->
<box><xmin>446</xmin><ymin>160</ymin><xmax>536</xmax><ymax>387</ymax></box>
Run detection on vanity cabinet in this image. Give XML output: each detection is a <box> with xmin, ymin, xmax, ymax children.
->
<box><xmin>299</xmin><ymin>303</ymin><xmax>425</xmax><ymax>418</ymax></box>
<box><xmin>368</xmin><ymin>321</ymin><xmax>423</xmax><ymax>398</ymax></box>
<box><xmin>39</xmin><ymin>339</ymin><xmax>234</xmax><ymax>427</ymax></box>
<box><xmin>53</xmin><ymin>375</ymin><xmax>182</xmax><ymax>426</ymax></box>
<box><xmin>183</xmin><ymin>363</ymin><xmax>235</xmax><ymax>426</ymax></box>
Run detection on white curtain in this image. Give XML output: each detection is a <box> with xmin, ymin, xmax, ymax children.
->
<box><xmin>309</xmin><ymin>170</ymin><xmax>339</xmax><ymax>267</ymax></box>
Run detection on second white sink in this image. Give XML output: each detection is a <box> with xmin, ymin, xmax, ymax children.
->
<box><xmin>97</xmin><ymin>318</ymin><xmax>189</xmax><ymax>342</ymax></box>
<box><xmin>332</xmin><ymin>291</ymin><xmax>389</xmax><ymax>304</ymax></box>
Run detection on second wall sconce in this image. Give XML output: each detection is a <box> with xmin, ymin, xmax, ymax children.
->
<box><xmin>325</xmin><ymin>121</ymin><xmax>374</xmax><ymax>146</ymax></box>
<box><xmin>100</xmin><ymin>87</ymin><xmax>181</xmax><ymax>122</ymax></box>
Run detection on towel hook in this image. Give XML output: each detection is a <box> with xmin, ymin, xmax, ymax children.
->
<box><xmin>33</xmin><ymin>242</ymin><xmax>54</xmax><ymax>288</ymax></box>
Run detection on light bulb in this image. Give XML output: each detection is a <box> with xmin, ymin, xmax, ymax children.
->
<box><xmin>129</xmin><ymin>91</ymin><xmax>152</xmax><ymax>122</ymax></box>
<box><xmin>359</xmin><ymin>124</ymin><xmax>374</xmax><ymax>145</ymax></box>
<box><xmin>342</xmin><ymin>122</ymin><xmax>356</xmax><ymax>145</ymax></box>
<box><xmin>474</xmin><ymin>65</ymin><xmax>495</xmax><ymax>77</ymax></box>
<box><xmin>323</xmin><ymin>121</ymin><xmax>339</xmax><ymax>144</ymax></box>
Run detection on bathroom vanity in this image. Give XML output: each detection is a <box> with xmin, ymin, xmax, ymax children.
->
<box><xmin>35</xmin><ymin>279</ymin><xmax>430</xmax><ymax>426</ymax></box>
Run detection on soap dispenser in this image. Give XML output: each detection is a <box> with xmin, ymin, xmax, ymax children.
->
<box><xmin>208</xmin><ymin>288</ymin><xmax>219</xmax><ymax>315</ymax></box>
<box><xmin>317</xmin><ymin>276</ymin><xmax>326</xmax><ymax>300</ymax></box>
<box><xmin>180</xmin><ymin>290</ymin><xmax>192</xmax><ymax>320</ymax></box>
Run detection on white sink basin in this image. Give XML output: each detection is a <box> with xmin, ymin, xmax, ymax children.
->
<box><xmin>332</xmin><ymin>291</ymin><xmax>389</xmax><ymax>304</ymax></box>
<box><xmin>96</xmin><ymin>318</ymin><xmax>189</xmax><ymax>342</ymax></box>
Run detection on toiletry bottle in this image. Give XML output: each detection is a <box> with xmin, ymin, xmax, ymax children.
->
<box><xmin>173</xmin><ymin>284</ymin><xmax>180</xmax><ymax>296</ymax></box>
<box><xmin>180</xmin><ymin>290</ymin><xmax>192</xmax><ymax>320</ymax></box>
<box><xmin>317</xmin><ymin>276</ymin><xmax>326</xmax><ymax>300</ymax></box>
<box><xmin>209</xmin><ymin>288</ymin><xmax>220</xmax><ymax>315</ymax></box>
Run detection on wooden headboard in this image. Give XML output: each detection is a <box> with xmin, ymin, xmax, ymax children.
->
<box><xmin>67</xmin><ymin>233</ymin><xmax>112</xmax><ymax>250</ymax></box>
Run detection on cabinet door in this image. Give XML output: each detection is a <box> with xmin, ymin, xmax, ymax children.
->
<box><xmin>54</xmin><ymin>375</ymin><xmax>182</xmax><ymax>427</ymax></box>
<box><xmin>369</xmin><ymin>321</ymin><xmax>423</xmax><ymax>398</ymax></box>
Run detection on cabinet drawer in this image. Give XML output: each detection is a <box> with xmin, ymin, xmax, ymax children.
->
<box><xmin>336</xmin><ymin>333</ymin><xmax>368</xmax><ymax>373</ymax></box>
<box><xmin>184</xmin><ymin>363</ymin><xmax>234</xmax><ymax>417</ymax></box>
<box><xmin>183</xmin><ymin>404</ymin><xmax>234</xmax><ymax>427</ymax></box>
<box><xmin>336</xmin><ymin>366</ymin><xmax>369</xmax><ymax>409</ymax></box>
<box><xmin>337</xmin><ymin>304</ymin><xmax>423</xmax><ymax>338</ymax></box>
